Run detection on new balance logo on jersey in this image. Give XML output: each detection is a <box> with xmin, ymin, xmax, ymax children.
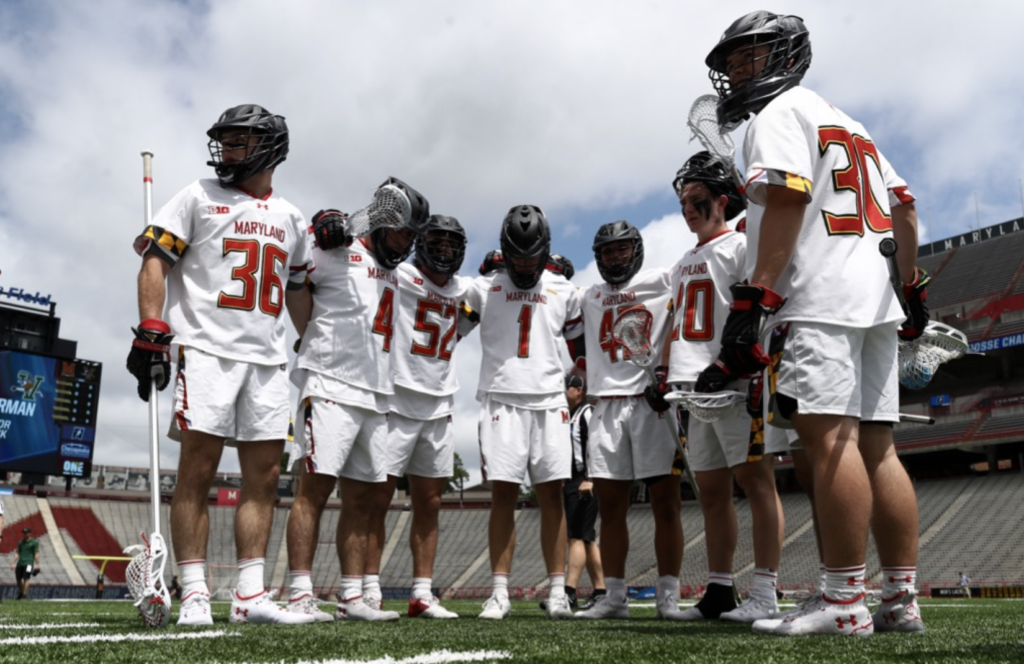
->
<box><xmin>207</xmin><ymin>205</ymin><xmax>231</xmax><ymax>214</ymax></box>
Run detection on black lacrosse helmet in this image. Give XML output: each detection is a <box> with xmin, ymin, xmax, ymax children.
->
<box><xmin>593</xmin><ymin>220</ymin><xmax>644</xmax><ymax>286</ymax></box>
<box><xmin>370</xmin><ymin>176</ymin><xmax>430</xmax><ymax>269</ymax></box>
<box><xmin>705</xmin><ymin>11</ymin><xmax>812</xmax><ymax>129</ymax></box>
<box><xmin>500</xmin><ymin>205</ymin><xmax>551</xmax><ymax>290</ymax></box>
<box><xmin>673</xmin><ymin>151</ymin><xmax>746</xmax><ymax>220</ymax></box>
<box><xmin>415</xmin><ymin>214</ymin><xmax>468</xmax><ymax>276</ymax></box>
<box><xmin>206</xmin><ymin>104</ymin><xmax>289</xmax><ymax>186</ymax></box>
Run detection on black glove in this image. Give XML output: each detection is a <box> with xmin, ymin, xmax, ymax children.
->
<box><xmin>127</xmin><ymin>319</ymin><xmax>174</xmax><ymax>402</ymax></box>
<box><xmin>547</xmin><ymin>254</ymin><xmax>575</xmax><ymax>280</ymax></box>
<box><xmin>717</xmin><ymin>282</ymin><xmax>785</xmax><ymax>376</ymax></box>
<box><xmin>311</xmin><ymin>209</ymin><xmax>352</xmax><ymax>250</ymax></box>
<box><xmin>694</xmin><ymin>359</ymin><xmax>734</xmax><ymax>393</ymax></box>
<box><xmin>899</xmin><ymin>267</ymin><xmax>931</xmax><ymax>341</ymax></box>
<box><xmin>479</xmin><ymin>249</ymin><xmax>504</xmax><ymax>275</ymax></box>
<box><xmin>643</xmin><ymin>365</ymin><xmax>671</xmax><ymax>413</ymax></box>
<box><xmin>31</xmin><ymin>566</ymin><xmax>40</xmax><ymax>577</ymax></box>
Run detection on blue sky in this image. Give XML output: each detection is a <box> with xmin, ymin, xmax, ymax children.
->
<box><xmin>1</xmin><ymin>1</ymin><xmax>1023</xmax><ymax>483</ymax></box>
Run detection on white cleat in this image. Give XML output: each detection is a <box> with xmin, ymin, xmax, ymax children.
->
<box><xmin>872</xmin><ymin>590</ymin><xmax>925</xmax><ymax>633</ymax></box>
<box><xmin>364</xmin><ymin>595</ymin><xmax>383</xmax><ymax>611</ymax></box>
<box><xmin>287</xmin><ymin>593</ymin><xmax>335</xmax><ymax>623</ymax></box>
<box><xmin>753</xmin><ymin>590</ymin><xmax>822</xmax><ymax>631</ymax></box>
<box><xmin>336</xmin><ymin>597</ymin><xmax>400</xmax><ymax>622</ymax></box>
<box><xmin>177</xmin><ymin>591</ymin><xmax>213</xmax><ymax>626</ymax></box>
<box><xmin>656</xmin><ymin>591</ymin><xmax>688</xmax><ymax>621</ymax></box>
<box><xmin>230</xmin><ymin>591</ymin><xmax>315</xmax><ymax>624</ymax></box>
<box><xmin>545</xmin><ymin>594</ymin><xmax>574</xmax><ymax>620</ymax></box>
<box><xmin>408</xmin><ymin>595</ymin><xmax>459</xmax><ymax>619</ymax></box>
<box><xmin>753</xmin><ymin>593</ymin><xmax>873</xmax><ymax>637</ymax></box>
<box><xmin>478</xmin><ymin>595</ymin><xmax>512</xmax><ymax>620</ymax></box>
<box><xmin>574</xmin><ymin>593</ymin><xmax>629</xmax><ymax>620</ymax></box>
<box><xmin>720</xmin><ymin>595</ymin><xmax>779</xmax><ymax>623</ymax></box>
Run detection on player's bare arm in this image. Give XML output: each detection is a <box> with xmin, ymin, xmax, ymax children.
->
<box><xmin>749</xmin><ymin>185</ymin><xmax>806</xmax><ymax>288</ymax></box>
<box><xmin>892</xmin><ymin>201</ymin><xmax>920</xmax><ymax>285</ymax></box>
<box><xmin>137</xmin><ymin>253</ymin><xmax>171</xmax><ymax>320</ymax></box>
<box><xmin>285</xmin><ymin>286</ymin><xmax>313</xmax><ymax>339</ymax></box>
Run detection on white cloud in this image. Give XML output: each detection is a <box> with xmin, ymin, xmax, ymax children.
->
<box><xmin>1</xmin><ymin>1</ymin><xmax>1023</xmax><ymax>477</ymax></box>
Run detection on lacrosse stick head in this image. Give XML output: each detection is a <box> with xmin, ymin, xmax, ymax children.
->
<box><xmin>898</xmin><ymin>322</ymin><xmax>968</xmax><ymax>389</ymax></box>
<box><xmin>124</xmin><ymin>532</ymin><xmax>171</xmax><ymax>628</ymax></box>
<box><xmin>665</xmin><ymin>390</ymin><xmax>746</xmax><ymax>423</ymax></box>
<box><xmin>704</xmin><ymin>11</ymin><xmax>812</xmax><ymax>130</ymax></box>
<box><xmin>686</xmin><ymin>95</ymin><xmax>744</xmax><ymax>190</ymax></box>
<box><xmin>611</xmin><ymin>307</ymin><xmax>654</xmax><ymax>368</ymax></box>
<box><xmin>349</xmin><ymin>176</ymin><xmax>430</xmax><ymax>242</ymax></box>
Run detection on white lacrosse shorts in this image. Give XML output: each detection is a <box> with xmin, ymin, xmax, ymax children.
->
<box><xmin>478</xmin><ymin>394</ymin><xmax>570</xmax><ymax>485</ymax></box>
<box><xmin>772</xmin><ymin>321</ymin><xmax>900</xmax><ymax>423</ymax></box>
<box><xmin>587</xmin><ymin>396</ymin><xmax>678</xmax><ymax>481</ymax></box>
<box><xmin>170</xmin><ymin>346</ymin><xmax>290</xmax><ymax>443</ymax></box>
<box><xmin>687</xmin><ymin>405</ymin><xmax>790</xmax><ymax>471</ymax></box>
<box><xmin>297</xmin><ymin>396</ymin><xmax>388</xmax><ymax>482</ymax></box>
<box><xmin>765</xmin><ymin>422</ymin><xmax>802</xmax><ymax>452</ymax></box>
<box><xmin>385</xmin><ymin>412</ymin><xmax>455</xmax><ymax>479</ymax></box>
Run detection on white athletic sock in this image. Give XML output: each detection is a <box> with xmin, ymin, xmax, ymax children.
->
<box><xmin>825</xmin><ymin>565</ymin><xmax>866</xmax><ymax>602</ymax></box>
<box><xmin>708</xmin><ymin>572</ymin><xmax>734</xmax><ymax>587</ymax></box>
<box><xmin>492</xmin><ymin>573</ymin><xmax>510</xmax><ymax>600</ymax></box>
<box><xmin>657</xmin><ymin>575</ymin><xmax>679</xmax><ymax>599</ymax></box>
<box><xmin>752</xmin><ymin>568</ymin><xmax>778</xmax><ymax>600</ymax></box>
<box><xmin>288</xmin><ymin>570</ymin><xmax>313</xmax><ymax>600</ymax></box>
<box><xmin>412</xmin><ymin>577</ymin><xmax>433</xmax><ymax>600</ymax></box>
<box><xmin>605</xmin><ymin>577</ymin><xmax>627</xmax><ymax>602</ymax></box>
<box><xmin>179</xmin><ymin>559</ymin><xmax>208</xmax><ymax>597</ymax></box>
<box><xmin>236</xmin><ymin>558</ymin><xmax>265</xmax><ymax>598</ymax></box>
<box><xmin>881</xmin><ymin>567</ymin><xmax>917</xmax><ymax>599</ymax></box>
<box><xmin>817</xmin><ymin>564</ymin><xmax>827</xmax><ymax>593</ymax></box>
<box><xmin>363</xmin><ymin>574</ymin><xmax>381</xmax><ymax>599</ymax></box>
<box><xmin>339</xmin><ymin>575</ymin><xmax>362</xmax><ymax>601</ymax></box>
<box><xmin>548</xmin><ymin>573</ymin><xmax>566</xmax><ymax>599</ymax></box>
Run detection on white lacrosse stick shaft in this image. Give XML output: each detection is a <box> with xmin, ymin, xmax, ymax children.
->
<box><xmin>142</xmin><ymin>150</ymin><xmax>162</xmax><ymax>537</ymax></box>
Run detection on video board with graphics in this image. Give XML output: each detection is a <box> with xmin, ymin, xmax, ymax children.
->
<box><xmin>0</xmin><ymin>349</ymin><xmax>102</xmax><ymax>478</ymax></box>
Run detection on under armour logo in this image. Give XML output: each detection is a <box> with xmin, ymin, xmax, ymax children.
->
<box><xmin>257</xmin><ymin>203</ymin><xmax>268</xmax><ymax>210</ymax></box>
<box><xmin>235</xmin><ymin>607</ymin><xmax>249</xmax><ymax>617</ymax></box>
<box><xmin>492</xmin><ymin>415</ymin><xmax>500</xmax><ymax>422</ymax></box>
<box><xmin>835</xmin><ymin>615</ymin><xmax>858</xmax><ymax>628</ymax></box>
<box><xmin>883</xmin><ymin>611</ymin><xmax>896</xmax><ymax>623</ymax></box>
<box><xmin>888</xmin><ymin>575</ymin><xmax>912</xmax><ymax>583</ymax></box>
<box><xmin>846</xmin><ymin>576</ymin><xmax>865</xmax><ymax>586</ymax></box>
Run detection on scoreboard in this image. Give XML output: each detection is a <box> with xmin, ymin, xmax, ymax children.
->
<box><xmin>0</xmin><ymin>349</ymin><xmax>102</xmax><ymax>478</ymax></box>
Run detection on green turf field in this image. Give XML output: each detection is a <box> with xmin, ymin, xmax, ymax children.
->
<box><xmin>0</xmin><ymin>597</ymin><xmax>1021</xmax><ymax>664</ymax></box>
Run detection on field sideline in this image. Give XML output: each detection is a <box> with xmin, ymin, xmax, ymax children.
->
<box><xmin>0</xmin><ymin>598</ymin><xmax>1021</xmax><ymax>664</ymax></box>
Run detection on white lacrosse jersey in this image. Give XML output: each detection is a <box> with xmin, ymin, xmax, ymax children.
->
<box><xmin>390</xmin><ymin>264</ymin><xmax>471</xmax><ymax>420</ymax></box>
<box><xmin>581</xmin><ymin>268</ymin><xmax>672</xmax><ymax>396</ymax></box>
<box><xmin>133</xmin><ymin>179</ymin><xmax>313</xmax><ymax>365</ymax></box>
<box><xmin>667</xmin><ymin>230</ymin><xmax>747</xmax><ymax>383</ymax></box>
<box><xmin>293</xmin><ymin>239</ymin><xmax>397</xmax><ymax>397</ymax></box>
<box><xmin>742</xmin><ymin>86</ymin><xmax>912</xmax><ymax>328</ymax></box>
<box><xmin>461</xmin><ymin>270</ymin><xmax>583</xmax><ymax>409</ymax></box>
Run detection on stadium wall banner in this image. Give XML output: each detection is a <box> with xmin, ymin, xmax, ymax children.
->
<box><xmin>919</xmin><ymin>217</ymin><xmax>1024</xmax><ymax>257</ymax></box>
<box><xmin>969</xmin><ymin>332</ymin><xmax>1024</xmax><ymax>354</ymax></box>
<box><xmin>930</xmin><ymin>586</ymin><xmax>1024</xmax><ymax>598</ymax></box>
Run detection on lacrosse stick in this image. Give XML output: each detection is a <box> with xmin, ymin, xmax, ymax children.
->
<box><xmin>346</xmin><ymin>182</ymin><xmax>414</xmax><ymax>238</ymax></box>
<box><xmin>664</xmin><ymin>390</ymin><xmax>746</xmax><ymax>424</ymax></box>
<box><xmin>686</xmin><ymin>94</ymin><xmax>744</xmax><ymax>189</ymax></box>
<box><xmin>610</xmin><ymin>308</ymin><xmax>700</xmax><ymax>501</ymax></box>
<box><xmin>897</xmin><ymin>321</ymin><xmax>969</xmax><ymax>390</ymax></box>
<box><xmin>124</xmin><ymin>151</ymin><xmax>171</xmax><ymax>628</ymax></box>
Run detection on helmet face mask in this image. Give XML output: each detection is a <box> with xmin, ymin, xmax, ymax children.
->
<box><xmin>673</xmin><ymin>151</ymin><xmax>746</xmax><ymax>220</ymax></box>
<box><xmin>371</xmin><ymin>226</ymin><xmax>416</xmax><ymax>270</ymax></box>
<box><xmin>593</xmin><ymin>220</ymin><xmax>644</xmax><ymax>286</ymax></box>
<box><xmin>705</xmin><ymin>11</ymin><xmax>812</xmax><ymax>129</ymax></box>
<box><xmin>500</xmin><ymin>205</ymin><xmax>551</xmax><ymax>290</ymax></box>
<box><xmin>415</xmin><ymin>215</ymin><xmax>467</xmax><ymax>276</ymax></box>
<box><xmin>207</xmin><ymin>104</ymin><xmax>289</xmax><ymax>186</ymax></box>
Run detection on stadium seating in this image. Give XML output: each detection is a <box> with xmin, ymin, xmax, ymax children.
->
<box><xmin>926</xmin><ymin>231</ymin><xmax>1024</xmax><ymax>309</ymax></box>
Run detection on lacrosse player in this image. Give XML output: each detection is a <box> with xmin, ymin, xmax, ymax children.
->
<box><xmin>570</xmin><ymin>221</ymin><xmax>686</xmax><ymax>621</ymax></box>
<box><xmin>460</xmin><ymin>205</ymin><xmax>584</xmax><ymax>621</ymax></box>
<box><xmin>130</xmin><ymin>104</ymin><xmax>314</xmax><ymax>625</ymax></box>
<box><xmin>698</xmin><ymin>11</ymin><xmax>925</xmax><ymax>635</ymax></box>
<box><xmin>284</xmin><ymin>179</ymin><xmax>429</xmax><ymax>623</ymax></box>
<box><xmin>663</xmin><ymin>152</ymin><xmax>786</xmax><ymax>622</ymax></box>
<box><xmin>362</xmin><ymin>215</ymin><xmax>471</xmax><ymax>619</ymax></box>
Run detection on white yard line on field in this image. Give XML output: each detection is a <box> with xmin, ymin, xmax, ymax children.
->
<box><xmin>0</xmin><ymin>629</ymin><xmax>237</xmax><ymax>646</ymax></box>
<box><xmin>227</xmin><ymin>650</ymin><xmax>512</xmax><ymax>664</ymax></box>
<box><xmin>0</xmin><ymin>622</ymin><xmax>102</xmax><ymax>630</ymax></box>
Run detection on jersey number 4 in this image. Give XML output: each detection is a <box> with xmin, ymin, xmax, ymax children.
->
<box><xmin>818</xmin><ymin>127</ymin><xmax>892</xmax><ymax>236</ymax></box>
<box><xmin>218</xmin><ymin>239</ymin><xmax>287</xmax><ymax>317</ymax></box>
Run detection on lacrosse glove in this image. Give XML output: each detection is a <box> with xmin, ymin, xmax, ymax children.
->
<box><xmin>311</xmin><ymin>209</ymin><xmax>352</xmax><ymax>250</ymax></box>
<box><xmin>899</xmin><ymin>267</ymin><xmax>931</xmax><ymax>341</ymax></box>
<box><xmin>479</xmin><ymin>249</ymin><xmax>504</xmax><ymax>275</ymax></box>
<box><xmin>127</xmin><ymin>319</ymin><xmax>174</xmax><ymax>402</ymax></box>
<box><xmin>547</xmin><ymin>254</ymin><xmax>575</xmax><ymax>280</ymax></box>
<box><xmin>643</xmin><ymin>365</ymin><xmax>671</xmax><ymax>413</ymax></box>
